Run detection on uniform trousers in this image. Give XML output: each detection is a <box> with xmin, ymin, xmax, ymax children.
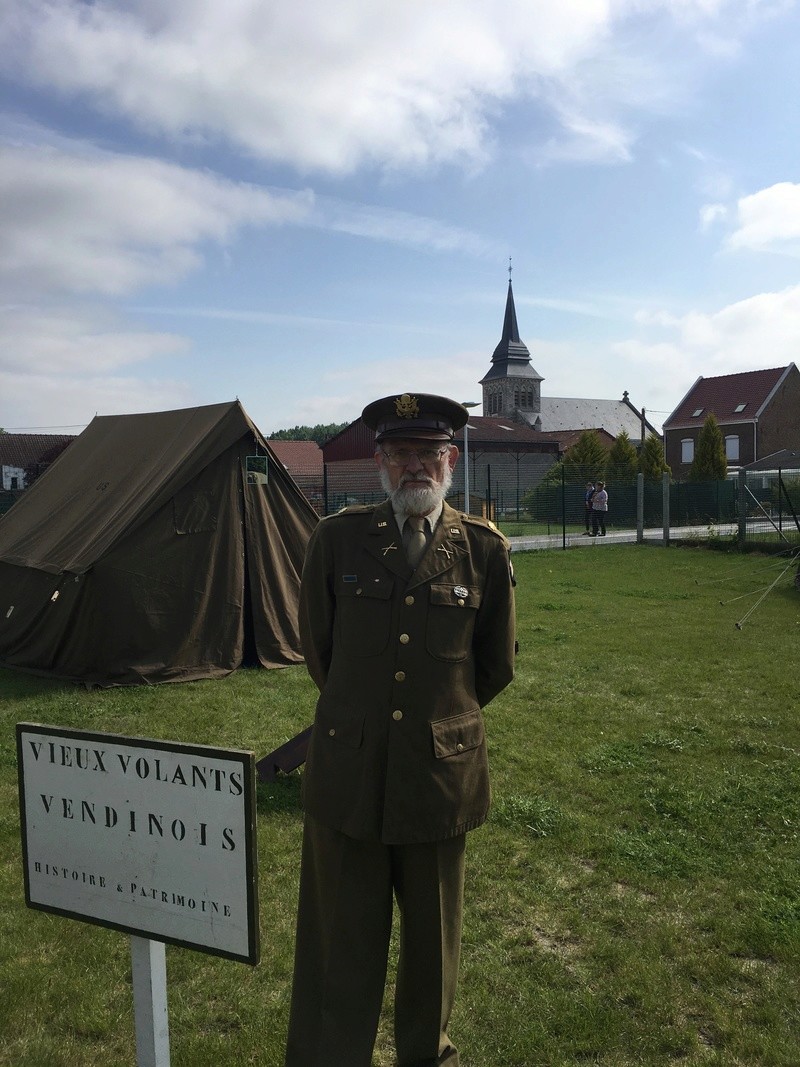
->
<box><xmin>285</xmin><ymin>815</ymin><xmax>466</xmax><ymax>1067</ymax></box>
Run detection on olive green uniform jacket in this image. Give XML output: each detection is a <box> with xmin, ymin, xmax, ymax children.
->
<box><xmin>298</xmin><ymin>499</ymin><xmax>516</xmax><ymax>845</ymax></box>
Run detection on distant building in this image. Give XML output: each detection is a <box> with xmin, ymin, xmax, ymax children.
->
<box><xmin>267</xmin><ymin>439</ymin><xmax>324</xmax><ymax>510</ymax></box>
<box><xmin>662</xmin><ymin>364</ymin><xmax>800</xmax><ymax>477</ymax></box>
<box><xmin>480</xmin><ymin>279</ymin><xmax>657</xmax><ymax>444</ymax></box>
<box><xmin>0</xmin><ymin>434</ymin><xmax>75</xmax><ymax>513</ymax></box>
<box><xmin>317</xmin><ymin>279</ymin><xmax>654</xmax><ymax>515</ymax></box>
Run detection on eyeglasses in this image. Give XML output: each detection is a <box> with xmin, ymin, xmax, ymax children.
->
<box><xmin>381</xmin><ymin>446</ymin><xmax>449</xmax><ymax>467</ymax></box>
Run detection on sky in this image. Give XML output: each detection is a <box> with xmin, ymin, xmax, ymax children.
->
<box><xmin>2</xmin><ymin>1</ymin><xmax>800</xmax><ymax>437</ymax></box>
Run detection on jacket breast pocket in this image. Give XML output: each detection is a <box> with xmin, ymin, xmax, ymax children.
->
<box><xmin>335</xmin><ymin>576</ymin><xmax>393</xmax><ymax>657</ymax></box>
<box><xmin>426</xmin><ymin>583</ymin><xmax>481</xmax><ymax>662</ymax></box>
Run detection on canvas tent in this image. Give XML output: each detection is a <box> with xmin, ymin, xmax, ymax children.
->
<box><xmin>0</xmin><ymin>401</ymin><xmax>318</xmax><ymax>686</ymax></box>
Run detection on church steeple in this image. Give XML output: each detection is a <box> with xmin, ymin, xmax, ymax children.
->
<box><xmin>480</xmin><ymin>275</ymin><xmax>543</xmax><ymax>424</ymax></box>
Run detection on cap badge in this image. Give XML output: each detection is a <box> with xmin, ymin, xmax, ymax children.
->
<box><xmin>395</xmin><ymin>393</ymin><xmax>419</xmax><ymax>419</ymax></box>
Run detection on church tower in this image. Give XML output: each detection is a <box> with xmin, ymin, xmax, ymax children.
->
<box><xmin>480</xmin><ymin>276</ymin><xmax>544</xmax><ymax>428</ymax></box>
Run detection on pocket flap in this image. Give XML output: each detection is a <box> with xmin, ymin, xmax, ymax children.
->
<box><xmin>430</xmin><ymin>709</ymin><xmax>484</xmax><ymax>759</ymax></box>
<box><xmin>429</xmin><ymin>583</ymin><xmax>481</xmax><ymax>609</ymax></box>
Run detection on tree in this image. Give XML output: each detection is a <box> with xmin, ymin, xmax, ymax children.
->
<box><xmin>605</xmin><ymin>430</ymin><xmax>639</xmax><ymax>485</ymax></box>
<box><xmin>689</xmin><ymin>414</ymin><xmax>726</xmax><ymax>482</ymax></box>
<box><xmin>557</xmin><ymin>429</ymin><xmax>609</xmax><ymax>484</ymax></box>
<box><xmin>269</xmin><ymin>422</ymin><xmax>348</xmax><ymax>446</ymax></box>
<box><xmin>639</xmin><ymin>433</ymin><xmax>671</xmax><ymax>483</ymax></box>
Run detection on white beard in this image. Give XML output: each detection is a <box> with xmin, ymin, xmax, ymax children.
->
<box><xmin>379</xmin><ymin>464</ymin><xmax>453</xmax><ymax>516</ymax></box>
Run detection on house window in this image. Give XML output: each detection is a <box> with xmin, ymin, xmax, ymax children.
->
<box><xmin>725</xmin><ymin>435</ymin><xmax>740</xmax><ymax>461</ymax></box>
<box><xmin>734</xmin><ymin>403</ymin><xmax>746</xmax><ymax>413</ymax></box>
<box><xmin>681</xmin><ymin>438</ymin><xmax>694</xmax><ymax>464</ymax></box>
<box><xmin>514</xmin><ymin>389</ymin><xmax>520</xmax><ymax>407</ymax></box>
<box><xmin>692</xmin><ymin>408</ymin><xmax>704</xmax><ymax>418</ymax></box>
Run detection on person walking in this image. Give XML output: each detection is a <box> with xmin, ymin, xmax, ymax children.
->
<box><xmin>285</xmin><ymin>392</ymin><xmax>516</xmax><ymax>1067</ymax></box>
<box><xmin>583</xmin><ymin>481</ymin><xmax>595</xmax><ymax>534</ymax></box>
<box><xmin>591</xmin><ymin>480</ymin><xmax>608</xmax><ymax>536</ymax></box>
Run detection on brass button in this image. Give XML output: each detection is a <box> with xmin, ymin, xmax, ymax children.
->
<box><xmin>405</xmin><ymin>595</ymin><xmax>415</xmax><ymax>606</ymax></box>
<box><xmin>395</xmin><ymin>671</ymin><xmax>406</xmax><ymax>682</ymax></box>
<box><xmin>399</xmin><ymin>633</ymin><xmax>410</xmax><ymax>644</ymax></box>
<box><xmin>456</xmin><ymin>742</ymin><xmax>464</xmax><ymax>752</ymax></box>
<box><xmin>329</xmin><ymin>728</ymin><xmax>336</xmax><ymax>737</ymax></box>
<box><xmin>392</xmin><ymin>710</ymin><xmax>403</xmax><ymax>721</ymax></box>
<box><xmin>356</xmin><ymin>588</ymin><xmax>363</xmax><ymax>596</ymax></box>
<box><xmin>457</xmin><ymin>598</ymin><xmax>465</xmax><ymax>607</ymax></box>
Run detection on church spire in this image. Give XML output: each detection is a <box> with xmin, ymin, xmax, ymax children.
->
<box><xmin>492</xmin><ymin>277</ymin><xmax>528</xmax><ymax>362</ymax></box>
<box><xmin>480</xmin><ymin>272</ymin><xmax>543</xmax><ymax>424</ymax></box>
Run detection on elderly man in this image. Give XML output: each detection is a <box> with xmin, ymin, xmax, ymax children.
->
<box><xmin>285</xmin><ymin>392</ymin><xmax>516</xmax><ymax>1067</ymax></box>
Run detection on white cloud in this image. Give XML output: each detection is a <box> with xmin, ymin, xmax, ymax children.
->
<box><xmin>0</xmin><ymin>305</ymin><xmax>188</xmax><ymax>374</ymax></box>
<box><xmin>727</xmin><ymin>182</ymin><xmax>800</xmax><ymax>255</ymax></box>
<box><xmin>0</xmin><ymin>0</ymin><xmax>769</xmax><ymax>175</ymax></box>
<box><xmin>0</xmin><ymin>143</ymin><xmax>312</xmax><ymax>297</ymax></box>
<box><xmin>699</xmin><ymin>202</ymin><xmax>727</xmax><ymax>230</ymax></box>
<box><xmin>312</xmin><ymin>198</ymin><xmax>501</xmax><ymax>258</ymax></box>
<box><xmin>0</xmin><ymin>303</ymin><xmax>193</xmax><ymax>430</ymax></box>
<box><xmin>618</xmin><ymin>285</ymin><xmax>800</xmax><ymax>390</ymax></box>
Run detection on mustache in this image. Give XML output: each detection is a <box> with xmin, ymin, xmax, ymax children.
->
<box><xmin>399</xmin><ymin>473</ymin><xmax>434</xmax><ymax>486</ymax></box>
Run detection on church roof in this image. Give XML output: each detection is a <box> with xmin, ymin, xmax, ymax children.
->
<box><xmin>538</xmin><ymin>397</ymin><xmax>651</xmax><ymax>441</ymax></box>
<box><xmin>480</xmin><ymin>280</ymin><xmax>543</xmax><ymax>383</ymax></box>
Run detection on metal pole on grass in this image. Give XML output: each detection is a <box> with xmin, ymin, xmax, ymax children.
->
<box><xmin>662</xmin><ymin>471</ymin><xmax>670</xmax><ymax>545</ymax></box>
<box><xmin>636</xmin><ymin>472</ymin><xmax>644</xmax><ymax>543</ymax></box>
<box><xmin>561</xmin><ymin>464</ymin><xmax>566</xmax><ymax>550</ymax></box>
<box><xmin>738</xmin><ymin>469</ymin><xmax>746</xmax><ymax>548</ymax></box>
<box><xmin>461</xmin><ymin>402</ymin><xmax>480</xmax><ymax>516</ymax></box>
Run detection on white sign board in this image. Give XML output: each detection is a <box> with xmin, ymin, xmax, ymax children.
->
<box><xmin>17</xmin><ymin>724</ymin><xmax>259</xmax><ymax>964</ymax></box>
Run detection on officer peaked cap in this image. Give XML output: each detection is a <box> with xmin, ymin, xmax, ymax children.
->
<box><xmin>362</xmin><ymin>393</ymin><xmax>469</xmax><ymax>442</ymax></box>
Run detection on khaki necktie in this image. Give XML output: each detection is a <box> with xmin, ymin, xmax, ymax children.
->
<box><xmin>404</xmin><ymin>516</ymin><xmax>428</xmax><ymax>569</ymax></box>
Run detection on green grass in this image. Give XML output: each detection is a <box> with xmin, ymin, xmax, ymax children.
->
<box><xmin>2</xmin><ymin>544</ymin><xmax>799</xmax><ymax>1065</ymax></box>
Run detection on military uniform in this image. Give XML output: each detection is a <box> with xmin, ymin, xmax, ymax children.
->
<box><xmin>285</xmin><ymin>393</ymin><xmax>515</xmax><ymax>1067</ymax></box>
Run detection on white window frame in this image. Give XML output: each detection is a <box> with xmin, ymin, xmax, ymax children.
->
<box><xmin>681</xmin><ymin>438</ymin><xmax>694</xmax><ymax>464</ymax></box>
<box><xmin>725</xmin><ymin>435</ymin><xmax>739</xmax><ymax>462</ymax></box>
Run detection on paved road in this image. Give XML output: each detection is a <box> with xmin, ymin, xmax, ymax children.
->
<box><xmin>507</xmin><ymin>524</ymin><xmax>740</xmax><ymax>553</ymax></box>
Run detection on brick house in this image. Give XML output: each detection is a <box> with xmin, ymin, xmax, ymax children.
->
<box><xmin>662</xmin><ymin>364</ymin><xmax>800</xmax><ymax>477</ymax></box>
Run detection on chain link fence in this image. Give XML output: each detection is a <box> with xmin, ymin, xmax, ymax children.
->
<box><xmin>317</xmin><ymin>459</ymin><xmax>800</xmax><ymax>550</ymax></box>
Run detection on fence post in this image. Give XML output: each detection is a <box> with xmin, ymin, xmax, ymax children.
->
<box><xmin>636</xmin><ymin>472</ymin><xmax>644</xmax><ymax>543</ymax></box>
<box><xmin>738</xmin><ymin>469</ymin><xmax>746</xmax><ymax>547</ymax></box>
<box><xmin>662</xmin><ymin>471</ymin><xmax>670</xmax><ymax>545</ymax></box>
<box><xmin>561</xmin><ymin>465</ymin><xmax>566</xmax><ymax>549</ymax></box>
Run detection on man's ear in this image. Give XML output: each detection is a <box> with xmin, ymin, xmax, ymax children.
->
<box><xmin>447</xmin><ymin>445</ymin><xmax>460</xmax><ymax>470</ymax></box>
<box><xmin>373</xmin><ymin>450</ymin><xmax>384</xmax><ymax>470</ymax></box>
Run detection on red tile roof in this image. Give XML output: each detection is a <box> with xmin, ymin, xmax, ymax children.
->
<box><xmin>268</xmin><ymin>439</ymin><xmax>323</xmax><ymax>477</ymax></box>
<box><xmin>664</xmin><ymin>367</ymin><xmax>791</xmax><ymax>427</ymax></box>
<box><xmin>0</xmin><ymin>434</ymin><xmax>75</xmax><ymax>470</ymax></box>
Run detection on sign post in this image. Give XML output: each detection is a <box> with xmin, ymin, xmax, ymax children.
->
<box><xmin>131</xmin><ymin>935</ymin><xmax>170</xmax><ymax>1067</ymax></box>
<box><xmin>17</xmin><ymin>723</ymin><xmax>260</xmax><ymax>1065</ymax></box>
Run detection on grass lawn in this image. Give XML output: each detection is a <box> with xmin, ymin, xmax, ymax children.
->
<box><xmin>1</xmin><ymin>544</ymin><xmax>799</xmax><ymax>1066</ymax></box>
